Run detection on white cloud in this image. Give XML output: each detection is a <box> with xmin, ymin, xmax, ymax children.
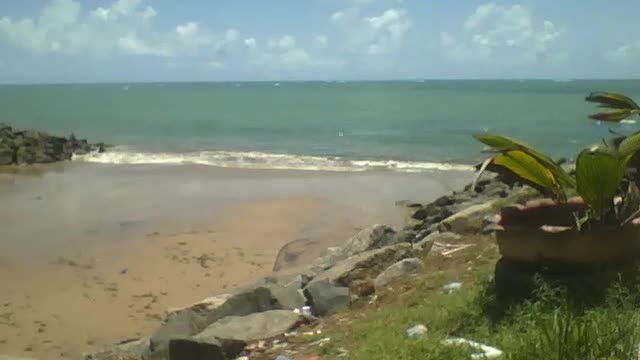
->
<box><xmin>441</xmin><ymin>3</ymin><xmax>565</xmax><ymax>65</ymax></box>
<box><xmin>208</xmin><ymin>60</ymin><xmax>223</xmax><ymax>69</ymax></box>
<box><xmin>605</xmin><ymin>42</ymin><xmax>640</xmax><ymax>63</ymax></box>
<box><xmin>244</xmin><ymin>37</ymin><xmax>257</xmax><ymax>47</ymax></box>
<box><xmin>314</xmin><ymin>34</ymin><xmax>328</xmax><ymax>48</ymax></box>
<box><xmin>0</xmin><ymin>0</ymin><xmax>209</xmax><ymax>57</ymax></box>
<box><xmin>330</xmin><ymin>7</ymin><xmax>410</xmax><ymax>56</ymax></box>
<box><xmin>268</xmin><ymin>35</ymin><xmax>296</xmax><ymax>50</ymax></box>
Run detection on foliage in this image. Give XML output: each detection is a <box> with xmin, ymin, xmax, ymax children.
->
<box><xmin>474</xmin><ymin>92</ymin><xmax>640</xmax><ymax>226</ymax></box>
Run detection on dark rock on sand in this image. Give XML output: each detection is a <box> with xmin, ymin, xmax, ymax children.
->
<box><xmin>151</xmin><ymin>286</ymin><xmax>281</xmax><ymax>356</ymax></box>
<box><xmin>194</xmin><ymin>310</ymin><xmax>310</xmax><ymax>342</ymax></box>
<box><xmin>304</xmin><ymin>279</ymin><xmax>350</xmax><ymax>316</ymax></box>
<box><xmin>0</xmin><ymin>124</ymin><xmax>106</xmax><ymax>166</ymax></box>
<box><xmin>169</xmin><ymin>337</ymin><xmax>245</xmax><ymax>360</ymax></box>
<box><xmin>83</xmin><ymin>338</ymin><xmax>150</xmax><ymax>360</ymax></box>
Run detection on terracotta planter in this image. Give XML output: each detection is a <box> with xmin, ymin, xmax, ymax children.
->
<box><xmin>494</xmin><ymin>198</ymin><xmax>640</xmax><ymax>265</ymax></box>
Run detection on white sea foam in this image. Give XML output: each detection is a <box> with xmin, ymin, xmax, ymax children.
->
<box><xmin>74</xmin><ymin>148</ymin><xmax>474</xmax><ymax>173</ymax></box>
<box><xmin>621</xmin><ymin>119</ymin><xmax>637</xmax><ymax>124</ymax></box>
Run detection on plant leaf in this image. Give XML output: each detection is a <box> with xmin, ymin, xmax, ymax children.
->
<box><xmin>576</xmin><ymin>146</ymin><xmax>628</xmax><ymax>219</ymax></box>
<box><xmin>491</xmin><ymin>150</ymin><xmax>564</xmax><ymax>199</ymax></box>
<box><xmin>618</xmin><ymin>131</ymin><xmax>640</xmax><ymax>158</ymax></box>
<box><xmin>585</xmin><ymin>92</ymin><xmax>640</xmax><ymax>110</ymax></box>
<box><xmin>474</xmin><ymin>133</ymin><xmax>575</xmax><ymax>188</ymax></box>
<box><xmin>589</xmin><ymin>109</ymin><xmax>640</xmax><ymax>122</ymax></box>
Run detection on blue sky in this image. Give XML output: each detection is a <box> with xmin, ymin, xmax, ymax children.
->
<box><xmin>0</xmin><ymin>0</ymin><xmax>639</xmax><ymax>83</ymax></box>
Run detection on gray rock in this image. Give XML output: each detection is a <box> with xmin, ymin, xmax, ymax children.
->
<box><xmin>168</xmin><ymin>337</ymin><xmax>245</xmax><ymax>360</ymax></box>
<box><xmin>374</xmin><ymin>258</ymin><xmax>424</xmax><ymax>288</ymax></box>
<box><xmin>195</xmin><ymin>310</ymin><xmax>310</xmax><ymax>342</ymax></box>
<box><xmin>83</xmin><ymin>338</ymin><xmax>150</xmax><ymax>360</ymax></box>
<box><xmin>151</xmin><ymin>286</ymin><xmax>281</xmax><ymax>356</ymax></box>
<box><xmin>309</xmin><ymin>243</ymin><xmax>414</xmax><ymax>287</ymax></box>
<box><xmin>0</xmin><ymin>144</ymin><xmax>13</xmax><ymax>165</ymax></box>
<box><xmin>304</xmin><ymin>279</ymin><xmax>350</xmax><ymax>316</ymax></box>
<box><xmin>439</xmin><ymin>201</ymin><xmax>497</xmax><ymax>234</ymax></box>
<box><xmin>267</xmin><ymin>279</ymin><xmax>307</xmax><ymax>310</ymax></box>
<box><xmin>413</xmin><ymin>237</ymin><xmax>436</xmax><ymax>257</ymax></box>
<box><xmin>342</xmin><ymin>224</ymin><xmax>397</xmax><ymax>257</ymax></box>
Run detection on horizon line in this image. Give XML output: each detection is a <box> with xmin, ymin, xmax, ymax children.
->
<box><xmin>1</xmin><ymin>78</ymin><xmax>640</xmax><ymax>86</ymax></box>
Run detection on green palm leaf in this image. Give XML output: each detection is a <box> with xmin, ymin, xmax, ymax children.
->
<box><xmin>585</xmin><ymin>92</ymin><xmax>640</xmax><ymax>110</ymax></box>
<box><xmin>474</xmin><ymin>133</ymin><xmax>575</xmax><ymax>188</ymax></box>
<box><xmin>576</xmin><ymin>145</ymin><xmax>629</xmax><ymax>219</ymax></box>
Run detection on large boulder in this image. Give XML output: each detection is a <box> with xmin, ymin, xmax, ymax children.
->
<box><xmin>304</xmin><ymin>279</ymin><xmax>350</xmax><ymax>316</ymax></box>
<box><xmin>308</xmin><ymin>243</ymin><xmax>414</xmax><ymax>287</ymax></box>
<box><xmin>193</xmin><ymin>310</ymin><xmax>310</xmax><ymax>342</ymax></box>
<box><xmin>168</xmin><ymin>337</ymin><xmax>245</xmax><ymax>360</ymax></box>
<box><xmin>439</xmin><ymin>201</ymin><xmax>498</xmax><ymax>234</ymax></box>
<box><xmin>313</xmin><ymin>225</ymin><xmax>400</xmax><ymax>271</ymax></box>
<box><xmin>150</xmin><ymin>286</ymin><xmax>281</xmax><ymax>356</ymax></box>
<box><xmin>342</xmin><ymin>225</ymin><xmax>397</xmax><ymax>256</ymax></box>
<box><xmin>374</xmin><ymin>258</ymin><xmax>424</xmax><ymax>288</ymax></box>
<box><xmin>83</xmin><ymin>338</ymin><xmax>150</xmax><ymax>360</ymax></box>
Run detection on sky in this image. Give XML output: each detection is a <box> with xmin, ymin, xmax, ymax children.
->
<box><xmin>0</xmin><ymin>0</ymin><xmax>639</xmax><ymax>83</ymax></box>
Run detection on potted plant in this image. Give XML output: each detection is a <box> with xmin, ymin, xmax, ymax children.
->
<box><xmin>474</xmin><ymin>92</ymin><xmax>640</xmax><ymax>301</ymax></box>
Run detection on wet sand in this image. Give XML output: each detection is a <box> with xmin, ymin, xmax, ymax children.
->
<box><xmin>0</xmin><ymin>163</ymin><xmax>474</xmax><ymax>359</ymax></box>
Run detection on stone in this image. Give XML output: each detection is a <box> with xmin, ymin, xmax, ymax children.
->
<box><xmin>194</xmin><ymin>310</ymin><xmax>310</xmax><ymax>342</ymax></box>
<box><xmin>0</xmin><ymin>144</ymin><xmax>13</xmax><ymax>165</ymax></box>
<box><xmin>374</xmin><ymin>258</ymin><xmax>424</xmax><ymax>288</ymax></box>
<box><xmin>168</xmin><ymin>337</ymin><xmax>245</xmax><ymax>360</ymax></box>
<box><xmin>406</xmin><ymin>324</ymin><xmax>428</xmax><ymax>339</ymax></box>
<box><xmin>341</xmin><ymin>225</ymin><xmax>397</xmax><ymax>257</ymax></box>
<box><xmin>151</xmin><ymin>286</ymin><xmax>281</xmax><ymax>356</ymax></box>
<box><xmin>304</xmin><ymin>279</ymin><xmax>350</xmax><ymax>317</ymax></box>
<box><xmin>434</xmin><ymin>195</ymin><xmax>455</xmax><ymax>207</ymax></box>
<box><xmin>268</xmin><ymin>281</ymin><xmax>307</xmax><ymax>310</ymax></box>
<box><xmin>309</xmin><ymin>244</ymin><xmax>414</xmax><ymax>287</ymax></box>
<box><xmin>439</xmin><ymin>201</ymin><xmax>498</xmax><ymax>234</ymax></box>
<box><xmin>83</xmin><ymin>338</ymin><xmax>150</xmax><ymax>360</ymax></box>
<box><xmin>15</xmin><ymin>147</ymin><xmax>35</xmax><ymax>165</ymax></box>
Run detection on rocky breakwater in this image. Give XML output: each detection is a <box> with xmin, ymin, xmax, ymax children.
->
<box><xmin>0</xmin><ymin>123</ymin><xmax>107</xmax><ymax>165</ymax></box>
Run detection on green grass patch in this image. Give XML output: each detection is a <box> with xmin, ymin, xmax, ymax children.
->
<box><xmin>322</xmin><ymin>268</ymin><xmax>640</xmax><ymax>360</ymax></box>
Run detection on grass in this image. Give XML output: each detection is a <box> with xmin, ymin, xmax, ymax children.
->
<box><xmin>309</xmin><ymin>236</ymin><xmax>640</xmax><ymax>360</ymax></box>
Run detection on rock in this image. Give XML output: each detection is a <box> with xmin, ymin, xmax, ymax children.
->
<box><xmin>0</xmin><ymin>143</ymin><xmax>13</xmax><ymax>165</ymax></box>
<box><xmin>83</xmin><ymin>338</ymin><xmax>150</xmax><ymax>360</ymax></box>
<box><xmin>439</xmin><ymin>201</ymin><xmax>498</xmax><ymax>234</ymax></box>
<box><xmin>193</xmin><ymin>310</ymin><xmax>310</xmax><ymax>342</ymax></box>
<box><xmin>341</xmin><ymin>225</ymin><xmax>397</xmax><ymax>257</ymax></box>
<box><xmin>374</xmin><ymin>258</ymin><xmax>424</xmax><ymax>288</ymax></box>
<box><xmin>168</xmin><ymin>337</ymin><xmax>245</xmax><ymax>360</ymax></box>
<box><xmin>304</xmin><ymin>279</ymin><xmax>350</xmax><ymax>316</ymax></box>
<box><xmin>268</xmin><ymin>281</ymin><xmax>307</xmax><ymax>310</ymax></box>
<box><xmin>406</xmin><ymin>324</ymin><xmax>428</xmax><ymax>339</ymax></box>
<box><xmin>349</xmin><ymin>279</ymin><xmax>375</xmax><ymax>297</ymax></box>
<box><xmin>151</xmin><ymin>286</ymin><xmax>281</xmax><ymax>356</ymax></box>
<box><xmin>434</xmin><ymin>195</ymin><xmax>455</xmax><ymax>207</ymax></box>
<box><xmin>309</xmin><ymin>244</ymin><xmax>414</xmax><ymax>287</ymax></box>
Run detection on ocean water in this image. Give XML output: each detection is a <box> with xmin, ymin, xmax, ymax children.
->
<box><xmin>2</xmin><ymin>80</ymin><xmax>640</xmax><ymax>172</ymax></box>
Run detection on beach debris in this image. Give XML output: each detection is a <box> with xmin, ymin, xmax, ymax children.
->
<box><xmin>368</xmin><ymin>294</ymin><xmax>379</xmax><ymax>304</ymax></box>
<box><xmin>406</xmin><ymin>324</ymin><xmax>428</xmax><ymax>339</ymax></box>
<box><xmin>293</xmin><ymin>306</ymin><xmax>313</xmax><ymax>316</ymax></box>
<box><xmin>443</xmin><ymin>282</ymin><xmax>463</xmax><ymax>293</ymax></box>
<box><xmin>275</xmin><ymin>355</ymin><xmax>291</xmax><ymax>360</ymax></box>
<box><xmin>442</xmin><ymin>338</ymin><xmax>503</xmax><ymax>359</ymax></box>
<box><xmin>310</xmin><ymin>337</ymin><xmax>331</xmax><ymax>347</ymax></box>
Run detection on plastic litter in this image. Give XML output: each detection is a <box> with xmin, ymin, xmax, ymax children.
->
<box><xmin>442</xmin><ymin>337</ymin><xmax>503</xmax><ymax>359</ymax></box>
<box><xmin>443</xmin><ymin>282</ymin><xmax>462</xmax><ymax>293</ymax></box>
<box><xmin>406</xmin><ymin>324</ymin><xmax>428</xmax><ymax>339</ymax></box>
<box><xmin>301</xmin><ymin>306</ymin><xmax>313</xmax><ymax>316</ymax></box>
<box><xmin>310</xmin><ymin>337</ymin><xmax>331</xmax><ymax>347</ymax></box>
<box><xmin>275</xmin><ymin>355</ymin><xmax>290</xmax><ymax>360</ymax></box>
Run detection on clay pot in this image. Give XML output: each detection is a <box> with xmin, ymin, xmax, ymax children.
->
<box><xmin>494</xmin><ymin>197</ymin><xmax>640</xmax><ymax>265</ymax></box>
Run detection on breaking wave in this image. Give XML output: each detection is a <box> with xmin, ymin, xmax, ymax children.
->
<box><xmin>74</xmin><ymin>148</ymin><xmax>473</xmax><ymax>173</ymax></box>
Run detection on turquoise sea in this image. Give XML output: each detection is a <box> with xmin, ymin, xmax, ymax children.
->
<box><xmin>2</xmin><ymin>80</ymin><xmax>640</xmax><ymax>172</ymax></box>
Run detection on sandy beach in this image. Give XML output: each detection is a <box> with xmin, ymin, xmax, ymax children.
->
<box><xmin>0</xmin><ymin>163</ymin><xmax>474</xmax><ymax>359</ymax></box>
